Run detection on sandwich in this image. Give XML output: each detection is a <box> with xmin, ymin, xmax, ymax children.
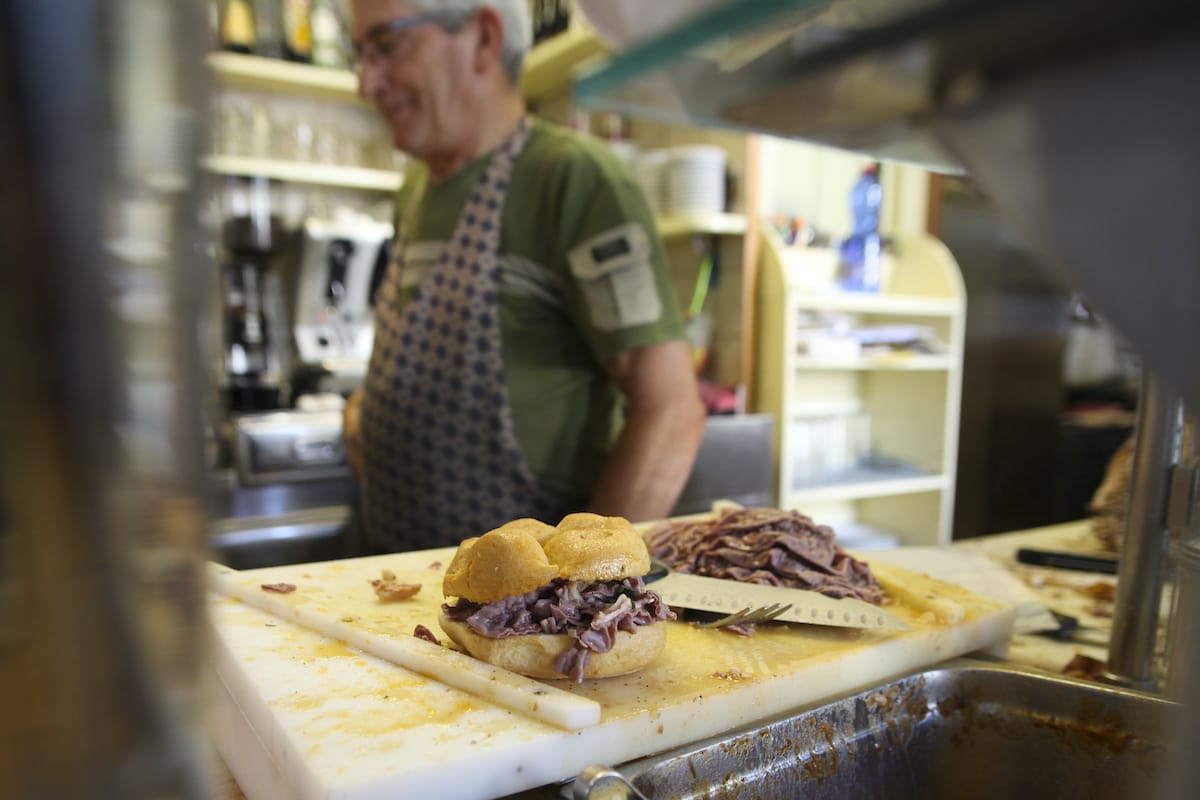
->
<box><xmin>439</xmin><ymin>513</ymin><xmax>674</xmax><ymax>682</ymax></box>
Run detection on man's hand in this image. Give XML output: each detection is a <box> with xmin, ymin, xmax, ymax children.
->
<box><xmin>343</xmin><ymin>389</ymin><xmax>364</xmax><ymax>482</ymax></box>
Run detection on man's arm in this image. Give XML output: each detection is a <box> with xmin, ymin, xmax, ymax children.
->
<box><xmin>342</xmin><ymin>388</ymin><xmax>364</xmax><ymax>482</ymax></box>
<box><xmin>587</xmin><ymin>339</ymin><xmax>707</xmax><ymax>522</ymax></box>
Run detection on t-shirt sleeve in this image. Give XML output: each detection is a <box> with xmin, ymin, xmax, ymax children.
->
<box><xmin>547</xmin><ymin>139</ymin><xmax>686</xmax><ymax>363</ymax></box>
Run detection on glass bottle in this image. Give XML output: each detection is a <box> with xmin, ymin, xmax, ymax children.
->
<box><xmin>837</xmin><ymin>163</ymin><xmax>883</xmax><ymax>293</ymax></box>
<box><xmin>219</xmin><ymin>0</ymin><xmax>257</xmax><ymax>54</ymax></box>
<box><xmin>310</xmin><ymin>0</ymin><xmax>346</xmax><ymax>69</ymax></box>
<box><xmin>254</xmin><ymin>0</ymin><xmax>284</xmax><ymax>59</ymax></box>
<box><xmin>282</xmin><ymin>0</ymin><xmax>313</xmax><ymax>63</ymax></box>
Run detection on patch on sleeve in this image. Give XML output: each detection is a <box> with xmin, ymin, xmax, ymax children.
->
<box><xmin>567</xmin><ymin>223</ymin><xmax>662</xmax><ymax>332</ymax></box>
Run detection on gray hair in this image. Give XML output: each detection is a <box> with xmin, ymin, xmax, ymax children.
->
<box><xmin>408</xmin><ymin>0</ymin><xmax>532</xmax><ymax>84</ymax></box>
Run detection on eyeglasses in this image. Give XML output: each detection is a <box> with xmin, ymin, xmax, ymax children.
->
<box><xmin>351</xmin><ymin>14</ymin><xmax>466</xmax><ymax>73</ymax></box>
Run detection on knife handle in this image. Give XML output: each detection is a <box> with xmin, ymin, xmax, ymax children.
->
<box><xmin>1016</xmin><ymin>548</ymin><xmax>1118</xmax><ymax>575</ymax></box>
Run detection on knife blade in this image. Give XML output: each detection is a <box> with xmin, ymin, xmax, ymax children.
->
<box><xmin>645</xmin><ymin>562</ymin><xmax>909</xmax><ymax>631</ymax></box>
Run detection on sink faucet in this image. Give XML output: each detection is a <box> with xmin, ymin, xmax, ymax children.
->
<box><xmin>1103</xmin><ymin>373</ymin><xmax>1200</xmax><ymax>800</ymax></box>
<box><xmin>1104</xmin><ymin>373</ymin><xmax>1180</xmax><ymax>692</ymax></box>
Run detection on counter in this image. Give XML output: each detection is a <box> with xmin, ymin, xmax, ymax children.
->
<box><xmin>208</xmin><ymin>518</ymin><xmax>1125</xmax><ymax>800</ymax></box>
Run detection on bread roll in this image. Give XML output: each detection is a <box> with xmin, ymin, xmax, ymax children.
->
<box><xmin>544</xmin><ymin>513</ymin><xmax>651</xmax><ymax>582</ymax></box>
<box><xmin>442</xmin><ymin>514</ymin><xmax>650</xmax><ymax>601</ymax></box>
<box><xmin>440</xmin><ymin>513</ymin><xmax>667</xmax><ymax>681</ymax></box>
<box><xmin>441</xmin><ymin>519</ymin><xmax>559</xmax><ymax>603</ymax></box>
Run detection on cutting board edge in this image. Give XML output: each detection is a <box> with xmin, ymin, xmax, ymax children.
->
<box><xmin>210</xmin><ymin>600</ymin><xmax>1016</xmax><ymax>800</ymax></box>
<box><xmin>210</xmin><ymin>561</ymin><xmax>604</xmax><ymax>731</ymax></box>
<box><xmin>208</xmin><ymin>623</ymin><xmax>329</xmax><ymax>800</ymax></box>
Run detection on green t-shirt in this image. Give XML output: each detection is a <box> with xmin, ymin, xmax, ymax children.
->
<box><xmin>391</xmin><ymin>118</ymin><xmax>685</xmax><ymax>509</ymax></box>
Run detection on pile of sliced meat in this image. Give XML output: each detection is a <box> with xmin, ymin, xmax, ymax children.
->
<box><xmin>645</xmin><ymin>507</ymin><xmax>886</xmax><ymax>605</ymax></box>
<box><xmin>442</xmin><ymin>577</ymin><xmax>675</xmax><ymax>682</ymax></box>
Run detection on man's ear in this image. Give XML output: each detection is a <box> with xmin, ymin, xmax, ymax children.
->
<box><xmin>471</xmin><ymin>6</ymin><xmax>506</xmax><ymax>77</ymax></box>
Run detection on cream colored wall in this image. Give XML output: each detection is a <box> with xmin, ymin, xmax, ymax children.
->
<box><xmin>755</xmin><ymin>136</ymin><xmax>930</xmax><ymax>238</ymax></box>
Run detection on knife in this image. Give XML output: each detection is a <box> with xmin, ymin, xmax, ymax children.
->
<box><xmin>644</xmin><ymin>561</ymin><xmax>909</xmax><ymax>631</ymax></box>
<box><xmin>1015</xmin><ymin>548</ymin><xmax>1118</xmax><ymax>575</ymax></box>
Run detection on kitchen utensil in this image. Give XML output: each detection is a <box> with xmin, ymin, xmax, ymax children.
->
<box><xmin>644</xmin><ymin>559</ymin><xmax>910</xmax><ymax>631</ymax></box>
<box><xmin>691</xmin><ymin>602</ymin><xmax>793</xmax><ymax>629</ymax></box>
<box><xmin>1016</xmin><ymin>548</ymin><xmax>1119</xmax><ymax>574</ymax></box>
<box><xmin>1036</xmin><ymin>610</ymin><xmax>1110</xmax><ymax>648</ymax></box>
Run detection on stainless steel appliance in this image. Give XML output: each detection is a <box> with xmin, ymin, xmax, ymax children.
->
<box><xmin>205</xmin><ymin>213</ymin><xmax>389</xmax><ymax>573</ymax></box>
<box><xmin>218</xmin><ymin>176</ymin><xmax>290</xmax><ymax>413</ymax></box>
<box><xmin>206</xmin><ymin>409</ymin><xmax>357</xmax><ymax>570</ymax></box>
<box><xmin>291</xmin><ymin>214</ymin><xmax>392</xmax><ymax>397</ymax></box>
<box><xmin>233</xmin><ymin>410</ymin><xmax>347</xmax><ymax>486</ymax></box>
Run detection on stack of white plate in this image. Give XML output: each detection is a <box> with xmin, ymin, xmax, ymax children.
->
<box><xmin>633</xmin><ymin>148</ymin><xmax>670</xmax><ymax>214</ymax></box>
<box><xmin>661</xmin><ymin>145</ymin><xmax>727</xmax><ymax>215</ymax></box>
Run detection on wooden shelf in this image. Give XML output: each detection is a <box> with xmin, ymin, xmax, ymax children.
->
<box><xmin>657</xmin><ymin>211</ymin><xmax>747</xmax><ymax>239</ymax></box>
<box><xmin>520</xmin><ymin>25</ymin><xmax>610</xmax><ymax>101</ymax></box>
<box><xmin>793</xmin><ymin>354</ymin><xmax>954</xmax><ymax>371</ymax></box>
<box><xmin>201</xmin><ymin>155</ymin><xmax>403</xmax><ymax>191</ymax></box>
<box><xmin>206</xmin><ymin>52</ymin><xmax>363</xmax><ymax>102</ymax></box>
<box><xmin>786</xmin><ymin>469</ymin><xmax>948</xmax><ymax>505</ymax></box>
<box><xmin>792</xmin><ymin>293</ymin><xmax>962</xmax><ymax>317</ymax></box>
<box><xmin>209</xmin><ymin>25</ymin><xmax>610</xmax><ymax>105</ymax></box>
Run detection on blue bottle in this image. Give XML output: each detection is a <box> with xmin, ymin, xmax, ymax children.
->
<box><xmin>838</xmin><ymin>163</ymin><xmax>883</xmax><ymax>292</ymax></box>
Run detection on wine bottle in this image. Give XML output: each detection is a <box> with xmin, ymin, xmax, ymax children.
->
<box><xmin>219</xmin><ymin>0</ymin><xmax>256</xmax><ymax>54</ymax></box>
<box><xmin>282</xmin><ymin>0</ymin><xmax>313</xmax><ymax>63</ymax></box>
<box><xmin>254</xmin><ymin>0</ymin><xmax>283</xmax><ymax>59</ymax></box>
<box><xmin>310</xmin><ymin>0</ymin><xmax>346</xmax><ymax>69</ymax></box>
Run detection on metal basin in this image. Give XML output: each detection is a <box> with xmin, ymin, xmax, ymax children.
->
<box><xmin>589</xmin><ymin>660</ymin><xmax>1178</xmax><ymax>800</ymax></box>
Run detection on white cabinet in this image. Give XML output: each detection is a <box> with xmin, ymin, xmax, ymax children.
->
<box><xmin>753</xmin><ymin>227</ymin><xmax>966</xmax><ymax>547</ymax></box>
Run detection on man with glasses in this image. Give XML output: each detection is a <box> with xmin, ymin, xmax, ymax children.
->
<box><xmin>343</xmin><ymin>0</ymin><xmax>706</xmax><ymax>553</ymax></box>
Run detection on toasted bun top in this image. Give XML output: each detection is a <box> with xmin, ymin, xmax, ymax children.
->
<box><xmin>442</xmin><ymin>513</ymin><xmax>651</xmax><ymax>603</ymax></box>
<box><xmin>442</xmin><ymin>519</ymin><xmax>558</xmax><ymax>603</ymax></box>
<box><xmin>543</xmin><ymin>513</ymin><xmax>651</xmax><ymax>583</ymax></box>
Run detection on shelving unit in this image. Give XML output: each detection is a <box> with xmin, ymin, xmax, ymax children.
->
<box><xmin>203</xmin><ymin>24</ymin><xmax>608</xmax><ymax>191</ymax></box>
<box><xmin>520</xmin><ymin>24</ymin><xmax>609</xmax><ymax>102</ymax></box>
<box><xmin>206</xmin><ymin>51</ymin><xmax>362</xmax><ymax>102</ymax></box>
<box><xmin>656</xmin><ymin>211</ymin><xmax>747</xmax><ymax>239</ymax></box>
<box><xmin>754</xmin><ymin>226</ymin><xmax>966</xmax><ymax>547</ymax></box>
<box><xmin>208</xmin><ymin>23</ymin><xmax>609</xmax><ymax>105</ymax></box>
<box><xmin>201</xmin><ymin>155</ymin><xmax>403</xmax><ymax>192</ymax></box>
<box><xmin>793</xmin><ymin>354</ymin><xmax>953</xmax><ymax>372</ymax></box>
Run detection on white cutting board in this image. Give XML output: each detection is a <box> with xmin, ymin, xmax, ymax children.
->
<box><xmin>208</xmin><ymin>549</ymin><xmax>1014</xmax><ymax>800</ymax></box>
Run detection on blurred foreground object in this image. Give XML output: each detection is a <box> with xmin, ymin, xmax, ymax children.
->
<box><xmin>0</xmin><ymin>1</ymin><xmax>212</xmax><ymax>797</ymax></box>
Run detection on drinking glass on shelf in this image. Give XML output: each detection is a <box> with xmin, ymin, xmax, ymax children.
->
<box><xmin>248</xmin><ymin>101</ymin><xmax>272</xmax><ymax>159</ymax></box>
<box><xmin>272</xmin><ymin>102</ymin><xmax>313</xmax><ymax>163</ymax></box>
<box><xmin>216</xmin><ymin>95</ymin><xmax>252</xmax><ymax>156</ymax></box>
<box><xmin>291</xmin><ymin>117</ymin><xmax>314</xmax><ymax>163</ymax></box>
<box><xmin>337</xmin><ymin>118</ymin><xmax>365</xmax><ymax>168</ymax></box>
<box><xmin>312</xmin><ymin>115</ymin><xmax>338</xmax><ymax>165</ymax></box>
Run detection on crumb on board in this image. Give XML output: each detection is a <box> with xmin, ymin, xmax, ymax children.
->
<box><xmin>1063</xmin><ymin>653</ymin><xmax>1107</xmax><ymax>681</ymax></box>
<box><xmin>370</xmin><ymin>569</ymin><xmax>422</xmax><ymax>601</ymax></box>
<box><xmin>413</xmin><ymin>624</ymin><xmax>441</xmax><ymax>645</ymax></box>
<box><xmin>261</xmin><ymin>582</ymin><xmax>296</xmax><ymax>594</ymax></box>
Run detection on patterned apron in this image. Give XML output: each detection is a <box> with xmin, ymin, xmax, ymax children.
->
<box><xmin>359</xmin><ymin>117</ymin><xmax>564</xmax><ymax>551</ymax></box>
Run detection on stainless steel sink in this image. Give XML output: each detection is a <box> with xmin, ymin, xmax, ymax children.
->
<box><xmin>574</xmin><ymin>659</ymin><xmax>1178</xmax><ymax>800</ymax></box>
